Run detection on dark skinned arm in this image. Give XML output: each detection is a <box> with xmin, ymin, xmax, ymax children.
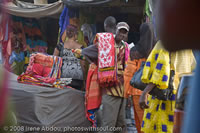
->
<box><xmin>139</xmin><ymin>83</ymin><xmax>156</xmax><ymax>109</ymax></box>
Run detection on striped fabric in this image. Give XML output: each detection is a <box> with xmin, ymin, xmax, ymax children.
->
<box><xmin>85</xmin><ymin>63</ymin><xmax>101</xmax><ymax>127</ymax></box>
<box><xmin>106</xmin><ymin>44</ymin><xmax>126</xmax><ymax>97</ymax></box>
<box><xmin>18</xmin><ymin>53</ymin><xmax>62</xmax><ymax>88</ymax></box>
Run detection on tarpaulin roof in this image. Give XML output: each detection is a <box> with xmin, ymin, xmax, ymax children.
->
<box><xmin>1</xmin><ymin>0</ymin><xmax>64</xmax><ymax>18</ymax></box>
<box><xmin>62</xmin><ymin>0</ymin><xmax>113</xmax><ymax>6</ymax></box>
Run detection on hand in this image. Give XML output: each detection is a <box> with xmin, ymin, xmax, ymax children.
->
<box><xmin>73</xmin><ymin>49</ymin><xmax>82</xmax><ymax>58</ymax></box>
<box><xmin>73</xmin><ymin>49</ymin><xmax>82</xmax><ymax>55</ymax></box>
<box><xmin>139</xmin><ymin>92</ymin><xmax>149</xmax><ymax>109</ymax></box>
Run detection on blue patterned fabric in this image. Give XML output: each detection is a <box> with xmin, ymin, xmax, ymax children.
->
<box><xmin>162</xmin><ymin>125</ymin><xmax>167</xmax><ymax>132</ymax></box>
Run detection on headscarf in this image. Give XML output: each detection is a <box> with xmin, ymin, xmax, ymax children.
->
<box><xmin>132</xmin><ymin>23</ymin><xmax>156</xmax><ymax>58</ymax></box>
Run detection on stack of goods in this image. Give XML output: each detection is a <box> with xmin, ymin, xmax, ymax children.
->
<box><xmin>23</xmin><ymin>19</ymin><xmax>47</xmax><ymax>53</ymax></box>
<box><xmin>17</xmin><ymin>53</ymin><xmax>71</xmax><ymax>88</ymax></box>
<box><xmin>12</xmin><ymin>16</ymin><xmax>48</xmax><ymax>53</ymax></box>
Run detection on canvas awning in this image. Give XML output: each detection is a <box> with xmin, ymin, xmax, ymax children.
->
<box><xmin>1</xmin><ymin>0</ymin><xmax>64</xmax><ymax>18</ymax></box>
<box><xmin>62</xmin><ymin>0</ymin><xmax>113</xmax><ymax>7</ymax></box>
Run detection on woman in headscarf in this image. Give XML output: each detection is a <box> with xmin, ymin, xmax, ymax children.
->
<box><xmin>54</xmin><ymin>25</ymin><xmax>85</xmax><ymax>91</ymax></box>
<box><xmin>139</xmin><ymin>40</ymin><xmax>196</xmax><ymax>133</ymax></box>
<box><xmin>124</xmin><ymin>23</ymin><xmax>156</xmax><ymax>133</ymax></box>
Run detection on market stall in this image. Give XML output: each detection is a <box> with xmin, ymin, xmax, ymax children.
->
<box><xmin>8</xmin><ymin>72</ymin><xmax>91</xmax><ymax>131</ymax></box>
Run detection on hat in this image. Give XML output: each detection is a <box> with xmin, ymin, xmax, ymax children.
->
<box><xmin>116</xmin><ymin>22</ymin><xmax>130</xmax><ymax>32</ymax></box>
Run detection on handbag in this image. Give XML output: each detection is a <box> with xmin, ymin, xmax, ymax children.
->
<box><xmin>130</xmin><ymin>61</ymin><xmax>175</xmax><ymax>101</ymax></box>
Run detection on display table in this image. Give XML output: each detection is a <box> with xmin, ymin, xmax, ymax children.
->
<box><xmin>8</xmin><ymin>72</ymin><xmax>91</xmax><ymax>132</ymax></box>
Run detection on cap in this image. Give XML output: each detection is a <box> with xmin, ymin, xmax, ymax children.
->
<box><xmin>116</xmin><ymin>22</ymin><xmax>130</xmax><ymax>32</ymax></box>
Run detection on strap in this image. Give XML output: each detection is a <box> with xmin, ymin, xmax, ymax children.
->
<box><xmin>56</xmin><ymin>42</ymin><xmax>64</xmax><ymax>52</ymax></box>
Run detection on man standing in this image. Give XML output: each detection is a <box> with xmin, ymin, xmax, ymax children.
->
<box><xmin>100</xmin><ymin>22</ymin><xmax>130</xmax><ymax>133</ymax></box>
<box><xmin>76</xmin><ymin>18</ymin><xmax>130</xmax><ymax>132</ymax></box>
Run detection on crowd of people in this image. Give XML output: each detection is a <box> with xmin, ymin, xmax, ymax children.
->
<box><xmin>51</xmin><ymin>14</ymin><xmax>196</xmax><ymax>133</ymax></box>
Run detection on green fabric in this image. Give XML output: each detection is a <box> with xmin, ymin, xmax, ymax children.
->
<box><xmin>11</xmin><ymin>61</ymin><xmax>25</xmax><ymax>76</ymax></box>
<box><xmin>145</xmin><ymin>0</ymin><xmax>152</xmax><ymax>20</ymax></box>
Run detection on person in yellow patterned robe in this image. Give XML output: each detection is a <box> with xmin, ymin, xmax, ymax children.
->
<box><xmin>139</xmin><ymin>41</ymin><xmax>195</xmax><ymax>133</ymax></box>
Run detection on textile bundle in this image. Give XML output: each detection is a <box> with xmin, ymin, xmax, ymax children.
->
<box><xmin>94</xmin><ymin>33</ymin><xmax>117</xmax><ymax>88</ymax></box>
<box><xmin>18</xmin><ymin>53</ymin><xmax>63</xmax><ymax>88</ymax></box>
<box><xmin>85</xmin><ymin>63</ymin><xmax>101</xmax><ymax>127</ymax></box>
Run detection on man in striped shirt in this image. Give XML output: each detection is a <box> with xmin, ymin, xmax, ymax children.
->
<box><xmin>79</xmin><ymin>19</ymin><xmax>130</xmax><ymax>132</ymax></box>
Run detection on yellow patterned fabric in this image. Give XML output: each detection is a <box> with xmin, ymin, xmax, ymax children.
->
<box><xmin>141</xmin><ymin>41</ymin><xmax>170</xmax><ymax>89</ymax></box>
<box><xmin>141</xmin><ymin>95</ymin><xmax>175</xmax><ymax>133</ymax></box>
<box><xmin>141</xmin><ymin>41</ymin><xmax>195</xmax><ymax>133</ymax></box>
<box><xmin>141</xmin><ymin>41</ymin><xmax>175</xmax><ymax>133</ymax></box>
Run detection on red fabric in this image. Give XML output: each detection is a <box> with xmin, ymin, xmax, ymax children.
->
<box><xmin>34</xmin><ymin>53</ymin><xmax>53</xmax><ymax>67</ymax></box>
<box><xmin>94</xmin><ymin>33</ymin><xmax>117</xmax><ymax>88</ymax></box>
<box><xmin>85</xmin><ymin>63</ymin><xmax>102</xmax><ymax>110</ymax></box>
<box><xmin>85</xmin><ymin>64</ymin><xmax>102</xmax><ymax>126</ymax></box>
<box><xmin>32</xmin><ymin>63</ymin><xmax>51</xmax><ymax>77</ymax></box>
<box><xmin>26</xmin><ymin>53</ymin><xmax>53</xmax><ymax>75</ymax></box>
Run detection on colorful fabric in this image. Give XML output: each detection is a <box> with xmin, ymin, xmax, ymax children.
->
<box><xmin>17</xmin><ymin>74</ymin><xmax>56</xmax><ymax>87</ymax></box>
<box><xmin>124</xmin><ymin>58</ymin><xmax>146</xmax><ymax>98</ymax></box>
<box><xmin>9</xmin><ymin>51</ymin><xmax>25</xmax><ymax>65</ymax></box>
<box><xmin>141</xmin><ymin>41</ymin><xmax>175</xmax><ymax>133</ymax></box>
<box><xmin>34</xmin><ymin>53</ymin><xmax>54</xmax><ymax>68</ymax></box>
<box><xmin>13</xmin><ymin>17</ymin><xmax>48</xmax><ymax>53</ymax></box>
<box><xmin>85</xmin><ymin>63</ymin><xmax>101</xmax><ymax>127</ymax></box>
<box><xmin>141</xmin><ymin>41</ymin><xmax>170</xmax><ymax>89</ymax></box>
<box><xmin>106</xmin><ymin>42</ymin><xmax>129</xmax><ymax>98</ymax></box>
<box><xmin>141</xmin><ymin>95</ymin><xmax>176</xmax><ymax>133</ymax></box>
<box><xmin>94</xmin><ymin>33</ymin><xmax>117</xmax><ymax>88</ymax></box>
<box><xmin>32</xmin><ymin>63</ymin><xmax>51</xmax><ymax>77</ymax></box>
<box><xmin>18</xmin><ymin>53</ymin><xmax>62</xmax><ymax>87</ymax></box>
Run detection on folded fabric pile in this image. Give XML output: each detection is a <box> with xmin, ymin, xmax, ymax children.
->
<box><xmin>17</xmin><ymin>53</ymin><xmax>71</xmax><ymax>88</ymax></box>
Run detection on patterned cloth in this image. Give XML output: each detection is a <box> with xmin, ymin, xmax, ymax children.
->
<box><xmin>18</xmin><ymin>53</ymin><xmax>63</xmax><ymax>88</ymax></box>
<box><xmin>141</xmin><ymin>41</ymin><xmax>175</xmax><ymax>133</ymax></box>
<box><xmin>141</xmin><ymin>42</ymin><xmax>195</xmax><ymax>133</ymax></box>
<box><xmin>141</xmin><ymin>41</ymin><xmax>170</xmax><ymax>90</ymax></box>
<box><xmin>94</xmin><ymin>33</ymin><xmax>117</xmax><ymax>88</ymax></box>
<box><xmin>85</xmin><ymin>63</ymin><xmax>101</xmax><ymax>127</ymax></box>
<box><xmin>59</xmin><ymin>47</ymin><xmax>83</xmax><ymax>80</ymax></box>
<box><xmin>106</xmin><ymin>42</ymin><xmax>129</xmax><ymax>98</ymax></box>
